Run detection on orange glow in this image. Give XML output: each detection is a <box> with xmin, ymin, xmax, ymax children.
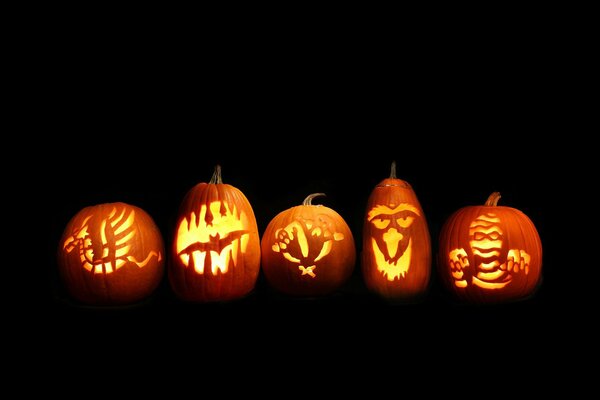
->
<box><xmin>448</xmin><ymin>213</ymin><xmax>532</xmax><ymax>290</ymax></box>
<box><xmin>271</xmin><ymin>216</ymin><xmax>345</xmax><ymax>278</ymax></box>
<box><xmin>176</xmin><ymin>201</ymin><xmax>250</xmax><ymax>275</ymax></box>
<box><xmin>63</xmin><ymin>207</ymin><xmax>160</xmax><ymax>274</ymax></box>
<box><xmin>382</xmin><ymin>228</ymin><xmax>403</xmax><ymax>258</ymax></box>
<box><xmin>372</xmin><ymin>238</ymin><xmax>412</xmax><ymax>281</ymax></box>
<box><xmin>367</xmin><ymin>203</ymin><xmax>420</xmax><ymax>281</ymax></box>
<box><xmin>299</xmin><ymin>266</ymin><xmax>316</xmax><ymax>277</ymax></box>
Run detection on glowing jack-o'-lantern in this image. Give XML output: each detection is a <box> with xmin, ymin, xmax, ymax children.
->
<box><xmin>438</xmin><ymin>192</ymin><xmax>542</xmax><ymax>303</ymax></box>
<box><xmin>261</xmin><ymin>193</ymin><xmax>356</xmax><ymax>296</ymax></box>
<box><xmin>362</xmin><ymin>162</ymin><xmax>431</xmax><ymax>300</ymax></box>
<box><xmin>57</xmin><ymin>202</ymin><xmax>165</xmax><ymax>305</ymax></box>
<box><xmin>169</xmin><ymin>165</ymin><xmax>260</xmax><ymax>302</ymax></box>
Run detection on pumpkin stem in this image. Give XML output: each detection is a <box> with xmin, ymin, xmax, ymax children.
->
<box><xmin>303</xmin><ymin>193</ymin><xmax>326</xmax><ymax>206</ymax></box>
<box><xmin>485</xmin><ymin>192</ymin><xmax>501</xmax><ymax>206</ymax></box>
<box><xmin>390</xmin><ymin>161</ymin><xmax>397</xmax><ymax>179</ymax></box>
<box><xmin>209</xmin><ymin>165</ymin><xmax>223</xmax><ymax>184</ymax></box>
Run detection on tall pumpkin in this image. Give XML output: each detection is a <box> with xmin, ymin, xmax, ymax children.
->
<box><xmin>169</xmin><ymin>165</ymin><xmax>260</xmax><ymax>302</ymax></box>
<box><xmin>58</xmin><ymin>202</ymin><xmax>165</xmax><ymax>305</ymax></box>
<box><xmin>261</xmin><ymin>193</ymin><xmax>356</xmax><ymax>296</ymax></box>
<box><xmin>362</xmin><ymin>162</ymin><xmax>431</xmax><ymax>300</ymax></box>
<box><xmin>438</xmin><ymin>192</ymin><xmax>542</xmax><ymax>303</ymax></box>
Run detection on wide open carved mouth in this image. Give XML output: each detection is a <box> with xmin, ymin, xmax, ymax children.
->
<box><xmin>176</xmin><ymin>201</ymin><xmax>250</xmax><ymax>275</ymax></box>
<box><xmin>373</xmin><ymin>238</ymin><xmax>412</xmax><ymax>281</ymax></box>
<box><xmin>178</xmin><ymin>231</ymin><xmax>248</xmax><ymax>275</ymax></box>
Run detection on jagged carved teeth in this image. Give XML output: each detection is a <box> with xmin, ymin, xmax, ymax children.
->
<box><xmin>179</xmin><ymin>243</ymin><xmax>237</xmax><ymax>275</ymax></box>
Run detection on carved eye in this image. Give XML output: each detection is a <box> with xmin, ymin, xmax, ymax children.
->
<box><xmin>396</xmin><ymin>216</ymin><xmax>414</xmax><ymax>228</ymax></box>
<box><xmin>76</xmin><ymin>226</ymin><xmax>88</xmax><ymax>240</ymax></box>
<box><xmin>372</xmin><ymin>218</ymin><xmax>390</xmax><ymax>229</ymax></box>
<box><xmin>473</xmin><ymin>232</ymin><xmax>486</xmax><ymax>241</ymax></box>
<box><xmin>489</xmin><ymin>232</ymin><xmax>501</xmax><ymax>240</ymax></box>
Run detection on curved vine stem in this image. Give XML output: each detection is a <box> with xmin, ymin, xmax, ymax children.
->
<box><xmin>303</xmin><ymin>193</ymin><xmax>326</xmax><ymax>205</ymax></box>
<box><xmin>485</xmin><ymin>192</ymin><xmax>501</xmax><ymax>206</ymax></box>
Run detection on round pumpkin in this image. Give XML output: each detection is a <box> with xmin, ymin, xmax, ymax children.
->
<box><xmin>438</xmin><ymin>192</ymin><xmax>542</xmax><ymax>303</ymax></box>
<box><xmin>261</xmin><ymin>193</ymin><xmax>356</xmax><ymax>296</ymax></box>
<box><xmin>169</xmin><ymin>165</ymin><xmax>260</xmax><ymax>302</ymax></box>
<box><xmin>362</xmin><ymin>162</ymin><xmax>431</xmax><ymax>301</ymax></box>
<box><xmin>58</xmin><ymin>202</ymin><xmax>165</xmax><ymax>305</ymax></box>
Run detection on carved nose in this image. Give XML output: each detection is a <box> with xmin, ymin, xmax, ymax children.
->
<box><xmin>383</xmin><ymin>228</ymin><xmax>403</xmax><ymax>258</ymax></box>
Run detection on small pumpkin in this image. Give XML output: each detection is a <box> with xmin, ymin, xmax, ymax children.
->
<box><xmin>58</xmin><ymin>202</ymin><xmax>165</xmax><ymax>305</ymax></box>
<box><xmin>169</xmin><ymin>165</ymin><xmax>260</xmax><ymax>302</ymax></box>
<box><xmin>438</xmin><ymin>192</ymin><xmax>542</xmax><ymax>303</ymax></box>
<box><xmin>261</xmin><ymin>193</ymin><xmax>356</xmax><ymax>296</ymax></box>
<box><xmin>362</xmin><ymin>162</ymin><xmax>431</xmax><ymax>301</ymax></box>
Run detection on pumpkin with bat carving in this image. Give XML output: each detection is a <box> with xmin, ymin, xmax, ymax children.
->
<box><xmin>169</xmin><ymin>165</ymin><xmax>260</xmax><ymax>302</ymax></box>
<box><xmin>261</xmin><ymin>193</ymin><xmax>356</xmax><ymax>296</ymax></box>
<box><xmin>362</xmin><ymin>162</ymin><xmax>431</xmax><ymax>301</ymax></box>
<box><xmin>438</xmin><ymin>192</ymin><xmax>542</xmax><ymax>303</ymax></box>
<box><xmin>58</xmin><ymin>202</ymin><xmax>165</xmax><ymax>305</ymax></box>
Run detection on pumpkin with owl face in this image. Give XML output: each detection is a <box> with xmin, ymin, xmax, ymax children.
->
<box><xmin>261</xmin><ymin>193</ymin><xmax>356</xmax><ymax>296</ymax></box>
<box><xmin>169</xmin><ymin>165</ymin><xmax>261</xmax><ymax>302</ymax></box>
<box><xmin>438</xmin><ymin>192</ymin><xmax>542</xmax><ymax>303</ymax></box>
<box><xmin>58</xmin><ymin>202</ymin><xmax>165</xmax><ymax>305</ymax></box>
<box><xmin>362</xmin><ymin>162</ymin><xmax>431</xmax><ymax>300</ymax></box>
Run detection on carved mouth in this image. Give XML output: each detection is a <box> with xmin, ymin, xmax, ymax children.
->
<box><xmin>179</xmin><ymin>239</ymin><xmax>240</xmax><ymax>275</ymax></box>
<box><xmin>178</xmin><ymin>230</ymin><xmax>249</xmax><ymax>275</ymax></box>
<box><xmin>372</xmin><ymin>238</ymin><xmax>412</xmax><ymax>281</ymax></box>
<box><xmin>176</xmin><ymin>202</ymin><xmax>250</xmax><ymax>276</ymax></box>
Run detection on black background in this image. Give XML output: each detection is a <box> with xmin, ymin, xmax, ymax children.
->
<box><xmin>24</xmin><ymin>36</ymin><xmax>570</xmax><ymax>371</ymax></box>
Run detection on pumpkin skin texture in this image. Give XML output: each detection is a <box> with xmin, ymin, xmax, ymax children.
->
<box><xmin>261</xmin><ymin>193</ymin><xmax>356</xmax><ymax>297</ymax></box>
<box><xmin>362</xmin><ymin>162</ymin><xmax>431</xmax><ymax>301</ymax></box>
<box><xmin>169</xmin><ymin>166</ymin><xmax>260</xmax><ymax>302</ymax></box>
<box><xmin>58</xmin><ymin>202</ymin><xmax>165</xmax><ymax>305</ymax></box>
<box><xmin>438</xmin><ymin>192</ymin><xmax>542</xmax><ymax>304</ymax></box>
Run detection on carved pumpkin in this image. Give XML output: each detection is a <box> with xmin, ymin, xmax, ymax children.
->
<box><xmin>362</xmin><ymin>162</ymin><xmax>431</xmax><ymax>301</ymax></box>
<box><xmin>169</xmin><ymin>165</ymin><xmax>260</xmax><ymax>302</ymax></box>
<box><xmin>58</xmin><ymin>202</ymin><xmax>165</xmax><ymax>305</ymax></box>
<box><xmin>438</xmin><ymin>192</ymin><xmax>542</xmax><ymax>303</ymax></box>
<box><xmin>261</xmin><ymin>193</ymin><xmax>356</xmax><ymax>296</ymax></box>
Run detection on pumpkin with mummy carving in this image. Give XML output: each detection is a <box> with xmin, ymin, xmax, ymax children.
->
<box><xmin>438</xmin><ymin>192</ymin><xmax>542</xmax><ymax>303</ymax></box>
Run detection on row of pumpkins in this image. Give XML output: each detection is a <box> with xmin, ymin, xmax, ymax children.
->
<box><xmin>57</xmin><ymin>163</ymin><xmax>542</xmax><ymax>305</ymax></box>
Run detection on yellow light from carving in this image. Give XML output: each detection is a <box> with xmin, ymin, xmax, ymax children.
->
<box><xmin>373</xmin><ymin>238</ymin><xmax>412</xmax><ymax>281</ymax></box>
<box><xmin>271</xmin><ymin>217</ymin><xmax>345</xmax><ymax>279</ymax></box>
<box><xmin>367</xmin><ymin>203</ymin><xmax>420</xmax><ymax>281</ymax></box>
<box><xmin>176</xmin><ymin>201</ymin><xmax>249</xmax><ymax>275</ymax></box>
<box><xmin>63</xmin><ymin>207</ymin><xmax>160</xmax><ymax>274</ymax></box>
